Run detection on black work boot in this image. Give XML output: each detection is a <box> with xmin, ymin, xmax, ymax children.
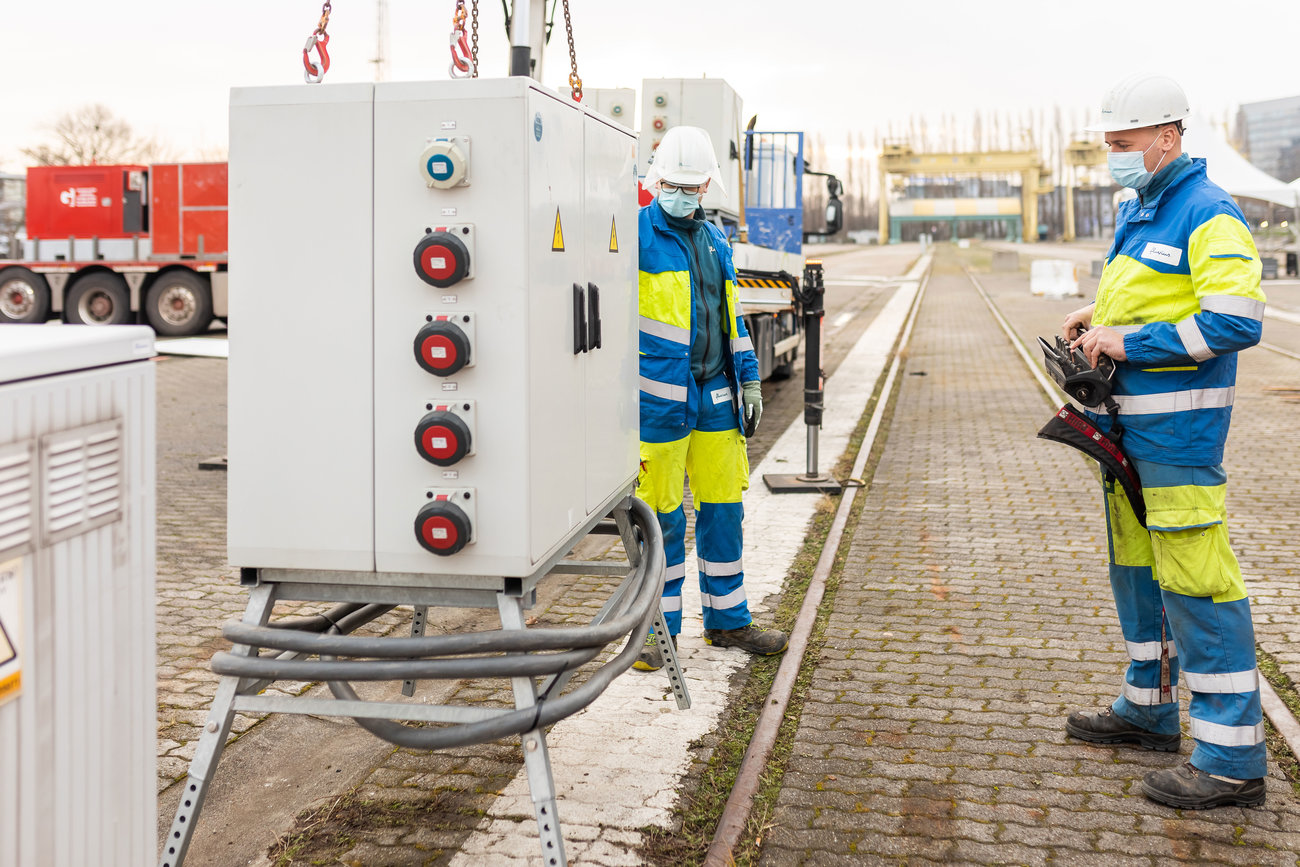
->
<box><xmin>703</xmin><ymin>623</ymin><xmax>788</xmax><ymax>656</ymax></box>
<box><xmin>1065</xmin><ymin>708</ymin><xmax>1181</xmax><ymax>751</ymax></box>
<box><xmin>1142</xmin><ymin>762</ymin><xmax>1265</xmax><ymax>809</ymax></box>
<box><xmin>633</xmin><ymin>631</ymin><xmax>675</xmax><ymax>672</ymax></box>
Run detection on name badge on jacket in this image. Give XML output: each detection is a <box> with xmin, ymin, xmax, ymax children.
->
<box><xmin>711</xmin><ymin>386</ymin><xmax>731</xmax><ymax>405</ymax></box>
<box><xmin>1141</xmin><ymin>242</ymin><xmax>1183</xmax><ymax>267</ymax></box>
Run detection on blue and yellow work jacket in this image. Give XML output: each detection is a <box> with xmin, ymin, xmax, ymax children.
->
<box><xmin>638</xmin><ymin>202</ymin><xmax>759</xmax><ymax>440</ymax></box>
<box><xmin>1088</xmin><ymin>158</ymin><xmax>1265</xmax><ymax>466</ymax></box>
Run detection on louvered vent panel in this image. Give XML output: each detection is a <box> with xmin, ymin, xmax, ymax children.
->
<box><xmin>40</xmin><ymin>420</ymin><xmax>123</xmax><ymax>543</ymax></box>
<box><xmin>0</xmin><ymin>441</ymin><xmax>35</xmax><ymax>557</ymax></box>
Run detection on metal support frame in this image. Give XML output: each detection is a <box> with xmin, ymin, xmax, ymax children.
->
<box><xmin>159</xmin><ymin>496</ymin><xmax>687</xmax><ymax>867</ymax></box>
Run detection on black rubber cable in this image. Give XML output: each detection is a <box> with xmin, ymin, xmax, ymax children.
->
<box><xmin>211</xmin><ymin>498</ymin><xmax>664</xmax><ymax>751</ymax></box>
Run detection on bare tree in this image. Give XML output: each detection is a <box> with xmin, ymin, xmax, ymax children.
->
<box><xmin>22</xmin><ymin>104</ymin><xmax>167</xmax><ymax>166</ymax></box>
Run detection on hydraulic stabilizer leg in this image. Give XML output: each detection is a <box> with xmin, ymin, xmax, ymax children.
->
<box><xmin>764</xmin><ymin>260</ymin><xmax>843</xmax><ymax>495</ymax></box>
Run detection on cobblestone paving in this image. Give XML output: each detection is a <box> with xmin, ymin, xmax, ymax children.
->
<box><xmin>987</xmin><ymin>265</ymin><xmax>1300</xmax><ymax>694</ymax></box>
<box><xmin>152</xmin><ymin>356</ymin><xmax>410</xmax><ymax>793</ymax></box>
<box><xmin>762</xmin><ymin>250</ymin><xmax>1300</xmax><ymax>865</ymax></box>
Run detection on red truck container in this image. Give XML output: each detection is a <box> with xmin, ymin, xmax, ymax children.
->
<box><xmin>0</xmin><ymin>162</ymin><xmax>228</xmax><ymax>335</ymax></box>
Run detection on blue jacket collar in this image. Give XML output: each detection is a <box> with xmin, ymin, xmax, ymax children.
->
<box><xmin>1130</xmin><ymin>157</ymin><xmax>1203</xmax><ymax>220</ymax></box>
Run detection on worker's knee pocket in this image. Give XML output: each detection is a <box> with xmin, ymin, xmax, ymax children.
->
<box><xmin>1150</xmin><ymin>522</ymin><xmax>1237</xmax><ymax>598</ymax></box>
<box><xmin>637</xmin><ymin>439</ymin><xmax>688</xmax><ymax>512</ymax></box>
<box><xmin>687</xmin><ymin>429</ymin><xmax>749</xmax><ymax>502</ymax></box>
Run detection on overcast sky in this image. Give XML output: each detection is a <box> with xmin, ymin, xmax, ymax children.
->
<box><xmin>3</xmin><ymin>0</ymin><xmax>1299</xmax><ymax>177</ymax></box>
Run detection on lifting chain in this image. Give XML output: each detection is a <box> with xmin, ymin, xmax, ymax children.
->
<box><xmin>562</xmin><ymin>0</ymin><xmax>581</xmax><ymax>102</ymax></box>
<box><xmin>449</xmin><ymin>0</ymin><xmax>475</xmax><ymax>78</ymax></box>
<box><xmin>470</xmin><ymin>0</ymin><xmax>480</xmax><ymax>78</ymax></box>
<box><xmin>303</xmin><ymin>0</ymin><xmax>332</xmax><ymax>84</ymax></box>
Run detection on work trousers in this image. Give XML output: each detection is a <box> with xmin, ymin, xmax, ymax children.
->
<box><xmin>1104</xmin><ymin>459</ymin><xmax>1266</xmax><ymax>780</ymax></box>
<box><xmin>636</xmin><ymin>372</ymin><xmax>751</xmax><ymax>635</ymax></box>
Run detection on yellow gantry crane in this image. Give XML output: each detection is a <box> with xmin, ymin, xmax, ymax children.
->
<box><xmin>878</xmin><ymin>145</ymin><xmax>1055</xmax><ymax>244</ymax></box>
<box><xmin>1062</xmin><ymin>140</ymin><xmax>1109</xmax><ymax>241</ymax></box>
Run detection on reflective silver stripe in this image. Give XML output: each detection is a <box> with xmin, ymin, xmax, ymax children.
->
<box><xmin>659</xmin><ymin>595</ymin><xmax>683</xmax><ymax>612</ymax></box>
<box><xmin>664</xmin><ymin>561</ymin><xmax>687</xmax><ymax>582</ymax></box>
<box><xmin>1113</xmin><ymin>387</ymin><xmax>1234</xmax><ymax>415</ymax></box>
<box><xmin>730</xmin><ymin>334</ymin><xmax>754</xmax><ymax>354</ymax></box>
<box><xmin>1201</xmin><ymin>295</ymin><xmax>1265</xmax><ymax>321</ymax></box>
<box><xmin>1182</xmin><ymin>669</ymin><xmax>1259</xmax><ymax>694</ymax></box>
<box><xmin>698</xmin><ymin>556</ymin><xmax>743</xmax><ymax>577</ymax></box>
<box><xmin>701</xmin><ymin>587</ymin><xmax>748</xmax><ymax>610</ymax></box>
<box><xmin>1177</xmin><ymin>317</ymin><xmax>1215</xmax><ymax>362</ymax></box>
<box><xmin>734</xmin><ymin>300</ymin><xmax>747</xmax><ymax>317</ymax></box>
<box><xmin>1122</xmin><ymin>681</ymin><xmax>1178</xmax><ymax>705</ymax></box>
<box><xmin>1126</xmin><ymin>639</ymin><xmax>1177</xmax><ymax>661</ymax></box>
<box><xmin>1189</xmin><ymin>718</ymin><xmax>1265</xmax><ymax>747</ymax></box>
<box><xmin>640</xmin><ymin>376</ymin><xmax>688</xmax><ymax>402</ymax></box>
<box><xmin>639</xmin><ymin>316</ymin><xmax>690</xmax><ymax>345</ymax></box>
<box><xmin>1109</xmin><ymin>324</ymin><xmax>1144</xmax><ymax>335</ymax></box>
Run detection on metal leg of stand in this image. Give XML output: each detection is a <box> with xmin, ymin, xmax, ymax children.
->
<box><xmin>401</xmin><ymin>605</ymin><xmax>429</xmax><ymax>697</ymax></box>
<box><xmin>652</xmin><ymin>607</ymin><xmax>691</xmax><ymax>710</ymax></box>
<box><xmin>159</xmin><ymin>584</ymin><xmax>279</xmax><ymax>867</ymax></box>
<box><xmin>497</xmin><ymin>592</ymin><xmax>568</xmax><ymax>867</ymax></box>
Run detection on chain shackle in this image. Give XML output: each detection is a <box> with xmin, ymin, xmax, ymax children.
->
<box><xmin>562</xmin><ymin>0</ymin><xmax>580</xmax><ymax>102</ymax></box>
<box><xmin>302</xmin><ymin>1</ymin><xmax>333</xmax><ymax>84</ymax></box>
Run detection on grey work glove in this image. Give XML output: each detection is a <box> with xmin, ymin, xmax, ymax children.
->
<box><xmin>741</xmin><ymin>380</ymin><xmax>763</xmax><ymax>437</ymax></box>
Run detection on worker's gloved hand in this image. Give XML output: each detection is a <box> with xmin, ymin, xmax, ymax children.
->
<box><xmin>741</xmin><ymin>380</ymin><xmax>763</xmax><ymax>437</ymax></box>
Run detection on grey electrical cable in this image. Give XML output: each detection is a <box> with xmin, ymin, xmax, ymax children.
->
<box><xmin>210</xmin><ymin>497</ymin><xmax>665</xmax><ymax>751</ymax></box>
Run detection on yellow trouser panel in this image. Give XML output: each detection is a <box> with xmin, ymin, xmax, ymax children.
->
<box><xmin>1107</xmin><ymin>478</ymin><xmax>1246</xmax><ymax>602</ymax></box>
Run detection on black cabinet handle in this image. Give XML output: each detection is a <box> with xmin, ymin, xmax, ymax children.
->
<box><xmin>572</xmin><ymin>282</ymin><xmax>587</xmax><ymax>354</ymax></box>
<box><xmin>587</xmin><ymin>282</ymin><xmax>602</xmax><ymax>350</ymax></box>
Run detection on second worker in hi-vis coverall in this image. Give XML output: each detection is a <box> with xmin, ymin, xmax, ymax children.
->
<box><xmin>1063</xmin><ymin>73</ymin><xmax>1268</xmax><ymax>810</ymax></box>
<box><xmin>633</xmin><ymin>125</ymin><xmax>788</xmax><ymax>671</ymax></box>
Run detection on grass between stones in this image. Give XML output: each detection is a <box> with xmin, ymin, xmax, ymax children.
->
<box><xmin>640</xmin><ymin>304</ymin><xmax>904</xmax><ymax>865</ymax></box>
<box><xmin>1256</xmin><ymin>648</ymin><xmax>1300</xmax><ymax>798</ymax></box>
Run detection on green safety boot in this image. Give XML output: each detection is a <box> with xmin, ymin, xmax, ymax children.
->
<box><xmin>1142</xmin><ymin>762</ymin><xmax>1265</xmax><ymax>809</ymax></box>
<box><xmin>703</xmin><ymin>623</ymin><xmax>788</xmax><ymax>656</ymax></box>
<box><xmin>633</xmin><ymin>631</ymin><xmax>676</xmax><ymax>672</ymax></box>
<box><xmin>1065</xmin><ymin>707</ymin><xmax>1181</xmax><ymax>752</ymax></box>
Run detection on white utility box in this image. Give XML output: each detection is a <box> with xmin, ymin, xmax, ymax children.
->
<box><xmin>1030</xmin><ymin>259</ymin><xmax>1082</xmax><ymax>298</ymax></box>
<box><xmin>583</xmin><ymin>87</ymin><xmax>637</xmax><ymax>130</ymax></box>
<box><xmin>228</xmin><ymin>77</ymin><xmax>639</xmax><ymax>578</ymax></box>
<box><xmin>639</xmin><ymin>78</ymin><xmax>744</xmax><ymax>217</ymax></box>
<box><xmin>0</xmin><ymin>324</ymin><xmax>156</xmax><ymax>867</ymax></box>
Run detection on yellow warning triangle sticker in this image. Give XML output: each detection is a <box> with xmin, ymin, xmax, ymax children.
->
<box><xmin>552</xmin><ymin>208</ymin><xmax>565</xmax><ymax>251</ymax></box>
<box><xmin>608</xmin><ymin>215</ymin><xmax>619</xmax><ymax>253</ymax></box>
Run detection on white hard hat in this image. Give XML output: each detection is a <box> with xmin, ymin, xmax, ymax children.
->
<box><xmin>644</xmin><ymin>125</ymin><xmax>726</xmax><ymax>194</ymax></box>
<box><xmin>1085</xmin><ymin>73</ymin><xmax>1190</xmax><ymax>132</ymax></box>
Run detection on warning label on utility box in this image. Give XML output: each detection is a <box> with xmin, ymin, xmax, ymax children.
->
<box><xmin>0</xmin><ymin>557</ymin><xmax>22</xmax><ymax>708</ymax></box>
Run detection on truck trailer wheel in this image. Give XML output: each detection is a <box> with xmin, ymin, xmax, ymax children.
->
<box><xmin>66</xmin><ymin>273</ymin><xmax>132</xmax><ymax>325</ymax></box>
<box><xmin>0</xmin><ymin>267</ymin><xmax>51</xmax><ymax>323</ymax></box>
<box><xmin>145</xmin><ymin>271</ymin><xmax>213</xmax><ymax>336</ymax></box>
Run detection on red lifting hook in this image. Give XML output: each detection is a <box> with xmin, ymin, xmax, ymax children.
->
<box><xmin>303</xmin><ymin>32</ymin><xmax>330</xmax><ymax>84</ymax></box>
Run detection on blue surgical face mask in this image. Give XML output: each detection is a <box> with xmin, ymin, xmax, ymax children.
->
<box><xmin>1108</xmin><ymin>132</ymin><xmax>1168</xmax><ymax>190</ymax></box>
<box><xmin>658</xmin><ymin>188</ymin><xmax>701</xmax><ymax>219</ymax></box>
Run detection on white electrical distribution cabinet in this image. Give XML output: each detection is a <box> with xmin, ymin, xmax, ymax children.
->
<box><xmin>583</xmin><ymin>87</ymin><xmax>637</xmax><ymax>130</ymax></box>
<box><xmin>639</xmin><ymin>78</ymin><xmax>744</xmax><ymax>217</ymax></box>
<box><xmin>0</xmin><ymin>324</ymin><xmax>156</xmax><ymax>867</ymax></box>
<box><xmin>228</xmin><ymin>78</ymin><xmax>639</xmax><ymax>579</ymax></box>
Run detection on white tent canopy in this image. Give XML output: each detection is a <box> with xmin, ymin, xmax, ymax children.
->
<box><xmin>1183</xmin><ymin>115</ymin><xmax>1299</xmax><ymax>208</ymax></box>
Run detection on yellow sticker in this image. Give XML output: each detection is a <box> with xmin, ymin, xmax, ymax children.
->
<box><xmin>608</xmin><ymin>215</ymin><xmax>619</xmax><ymax>253</ymax></box>
<box><xmin>0</xmin><ymin>557</ymin><xmax>21</xmax><ymax>709</ymax></box>
<box><xmin>552</xmin><ymin>208</ymin><xmax>565</xmax><ymax>252</ymax></box>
